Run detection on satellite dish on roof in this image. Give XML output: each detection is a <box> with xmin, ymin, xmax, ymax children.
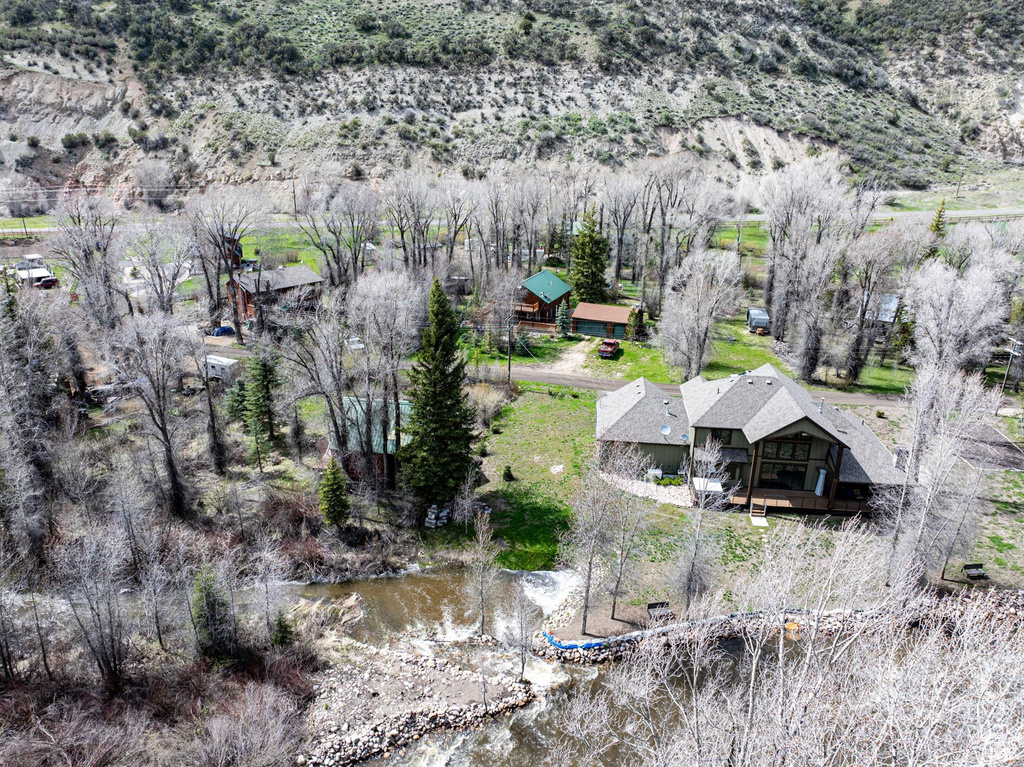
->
<box><xmin>660</xmin><ymin>424</ymin><xmax>671</xmax><ymax>437</ymax></box>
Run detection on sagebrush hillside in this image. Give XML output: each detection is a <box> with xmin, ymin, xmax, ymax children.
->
<box><xmin>0</xmin><ymin>0</ymin><xmax>1022</xmax><ymax>195</ymax></box>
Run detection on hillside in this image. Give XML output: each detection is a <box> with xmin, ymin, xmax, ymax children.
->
<box><xmin>0</xmin><ymin>0</ymin><xmax>1022</xmax><ymax>205</ymax></box>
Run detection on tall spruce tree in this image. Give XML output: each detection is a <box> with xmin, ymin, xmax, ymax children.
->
<box><xmin>568</xmin><ymin>208</ymin><xmax>609</xmax><ymax>304</ymax></box>
<box><xmin>319</xmin><ymin>456</ymin><xmax>350</xmax><ymax>532</ymax></box>
<box><xmin>555</xmin><ymin>300</ymin><xmax>572</xmax><ymax>338</ymax></box>
<box><xmin>244</xmin><ymin>348</ymin><xmax>280</xmax><ymax>440</ymax></box>
<box><xmin>402</xmin><ymin>278</ymin><xmax>476</xmax><ymax>507</ymax></box>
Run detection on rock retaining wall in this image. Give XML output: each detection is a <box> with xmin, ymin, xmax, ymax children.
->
<box><xmin>533</xmin><ymin>588</ymin><xmax>1024</xmax><ymax>665</ymax></box>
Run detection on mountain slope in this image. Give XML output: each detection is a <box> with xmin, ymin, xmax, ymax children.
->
<box><xmin>0</xmin><ymin>0</ymin><xmax>1021</xmax><ymax>201</ymax></box>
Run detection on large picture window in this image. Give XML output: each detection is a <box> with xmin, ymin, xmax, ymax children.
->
<box><xmin>761</xmin><ymin>439</ymin><xmax>810</xmax><ymax>461</ymax></box>
<box><xmin>759</xmin><ymin>462</ymin><xmax>807</xmax><ymax>491</ymax></box>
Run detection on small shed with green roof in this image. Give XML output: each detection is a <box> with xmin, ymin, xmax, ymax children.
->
<box><xmin>516</xmin><ymin>270</ymin><xmax>572</xmax><ymax>325</ymax></box>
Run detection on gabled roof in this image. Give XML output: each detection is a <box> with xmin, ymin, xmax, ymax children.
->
<box><xmin>236</xmin><ymin>265</ymin><xmax>324</xmax><ymax>294</ymax></box>
<box><xmin>521</xmin><ymin>270</ymin><xmax>571</xmax><ymax>304</ymax></box>
<box><xmin>597</xmin><ymin>378</ymin><xmax>689</xmax><ymax>445</ymax></box>
<box><xmin>572</xmin><ymin>302</ymin><xmax>635</xmax><ymax>325</ymax></box>
<box><xmin>680</xmin><ymin>364</ymin><xmax>849</xmax><ymax>447</ymax></box>
<box><xmin>824</xmin><ymin>409</ymin><xmax>906</xmax><ymax>485</ymax></box>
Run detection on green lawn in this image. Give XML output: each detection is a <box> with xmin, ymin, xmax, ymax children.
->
<box><xmin>461</xmin><ymin>332</ymin><xmax>575</xmax><ymax>367</ymax></box>
<box><xmin>704</xmin><ymin>316</ymin><xmax>791</xmax><ymax>379</ymax></box>
<box><xmin>0</xmin><ymin>215</ymin><xmax>54</xmax><ymax>231</ymax></box>
<box><xmin>480</xmin><ymin>383</ymin><xmax>596</xmax><ymax>570</ymax></box>
<box><xmin>240</xmin><ymin>230</ymin><xmax>322</xmax><ymax>273</ymax></box>
<box><xmin>584</xmin><ymin>338</ymin><xmax>684</xmax><ymax>382</ymax></box>
<box><xmin>714</xmin><ymin>222</ymin><xmax>767</xmax><ymax>255</ymax></box>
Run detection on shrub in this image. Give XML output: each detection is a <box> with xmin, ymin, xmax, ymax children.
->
<box><xmin>26</xmin><ymin>135</ymin><xmax>39</xmax><ymax>148</ymax></box>
<box><xmin>61</xmin><ymin>132</ymin><xmax>90</xmax><ymax>150</ymax></box>
<box><xmin>502</xmin><ymin>465</ymin><xmax>516</xmax><ymax>482</ymax></box>
<box><xmin>270</xmin><ymin>611</ymin><xmax>295</xmax><ymax>647</ymax></box>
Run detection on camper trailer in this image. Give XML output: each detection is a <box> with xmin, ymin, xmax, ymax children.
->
<box><xmin>202</xmin><ymin>355</ymin><xmax>239</xmax><ymax>381</ymax></box>
<box><xmin>746</xmin><ymin>307</ymin><xmax>770</xmax><ymax>334</ymax></box>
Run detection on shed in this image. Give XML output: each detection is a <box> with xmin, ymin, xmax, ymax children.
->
<box><xmin>572</xmin><ymin>303</ymin><xmax>638</xmax><ymax>339</ymax></box>
<box><xmin>746</xmin><ymin>307</ymin><xmax>770</xmax><ymax>332</ymax></box>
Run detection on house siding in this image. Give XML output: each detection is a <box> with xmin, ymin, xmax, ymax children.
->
<box><xmin>602</xmin><ymin>441</ymin><xmax>685</xmax><ymax>473</ymax></box>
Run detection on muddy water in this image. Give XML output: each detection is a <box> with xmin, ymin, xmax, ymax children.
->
<box><xmin>302</xmin><ymin>567</ymin><xmax>606</xmax><ymax>766</ymax></box>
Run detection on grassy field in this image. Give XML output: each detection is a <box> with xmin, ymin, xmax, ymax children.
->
<box><xmin>479</xmin><ymin>383</ymin><xmax>596</xmax><ymax>570</ymax></box>
<box><xmin>704</xmin><ymin>316</ymin><xmax>792</xmax><ymax>379</ymax></box>
<box><xmin>461</xmin><ymin>332</ymin><xmax>576</xmax><ymax>367</ymax></box>
<box><xmin>584</xmin><ymin>338</ymin><xmax>684</xmax><ymax>382</ymax></box>
<box><xmin>972</xmin><ymin>471</ymin><xmax>1024</xmax><ymax>585</ymax></box>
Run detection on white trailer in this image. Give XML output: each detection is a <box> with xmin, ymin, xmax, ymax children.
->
<box><xmin>203</xmin><ymin>355</ymin><xmax>239</xmax><ymax>380</ymax></box>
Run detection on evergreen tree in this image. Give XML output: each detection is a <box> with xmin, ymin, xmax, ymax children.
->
<box><xmin>225</xmin><ymin>379</ymin><xmax>248</xmax><ymax>421</ymax></box>
<box><xmin>625</xmin><ymin>307</ymin><xmax>643</xmax><ymax>341</ymax></box>
<box><xmin>319</xmin><ymin>456</ymin><xmax>350</xmax><ymax>531</ymax></box>
<box><xmin>191</xmin><ymin>565</ymin><xmax>236</xmax><ymax>660</ymax></box>
<box><xmin>568</xmin><ymin>208</ymin><xmax>609</xmax><ymax>304</ymax></box>
<box><xmin>402</xmin><ymin>278</ymin><xmax>476</xmax><ymax>507</ymax></box>
<box><xmin>270</xmin><ymin>611</ymin><xmax>294</xmax><ymax>647</ymax></box>
<box><xmin>244</xmin><ymin>349</ymin><xmax>280</xmax><ymax>439</ymax></box>
<box><xmin>247</xmin><ymin>409</ymin><xmax>270</xmax><ymax>473</ymax></box>
<box><xmin>555</xmin><ymin>300</ymin><xmax>572</xmax><ymax>338</ymax></box>
<box><xmin>923</xmin><ymin>199</ymin><xmax>947</xmax><ymax>260</ymax></box>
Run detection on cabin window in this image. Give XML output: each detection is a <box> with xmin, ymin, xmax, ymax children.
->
<box><xmin>710</xmin><ymin>428</ymin><xmax>731</xmax><ymax>446</ymax></box>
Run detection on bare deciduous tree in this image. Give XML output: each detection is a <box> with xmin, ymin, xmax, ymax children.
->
<box><xmin>907</xmin><ymin>259</ymin><xmax>1006</xmax><ymax>372</ymax></box>
<box><xmin>658</xmin><ymin>250</ymin><xmax>741</xmax><ymax>380</ymax></box>
<box><xmin>126</xmin><ymin>215</ymin><xmax>196</xmax><ymax>315</ymax></box>
<box><xmin>466</xmin><ymin>511</ymin><xmax>497</xmax><ymax>637</ymax></box>
<box><xmin>51</xmin><ymin>192</ymin><xmax>126</xmax><ymax>329</ymax></box>
<box><xmin>187</xmin><ymin>186</ymin><xmax>264</xmax><ymax>341</ymax></box>
<box><xmin>111</xmin><ymin>315</ymin><xmax>192</xmax><ymax>518</ymax></box>
<box><xmin>60</xmin><ymin>526</ymin><xmax>130</xmax><ymax>695</ymax></box>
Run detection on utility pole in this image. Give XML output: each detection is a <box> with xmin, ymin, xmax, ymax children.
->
<box><xmin>997</xmin><ymin>338</ymin><xmax>1020</xmax><ymax>415</ymax></box>
<box><xmin>507</xmin><ymin>313</ymin><xmax>514</xmax><ymax>385</ymax></box>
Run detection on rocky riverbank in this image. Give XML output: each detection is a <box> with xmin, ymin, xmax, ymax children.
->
<box><xmin>297</xmin><ymin>641</ymin><xmax>533</xmax><ymax>766</ymax></box>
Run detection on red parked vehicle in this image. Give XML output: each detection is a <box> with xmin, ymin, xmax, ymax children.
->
<box><xmin>598</xmin><ymin>339</ymin><xmax>620</xmax><ymax>358</ymax></box>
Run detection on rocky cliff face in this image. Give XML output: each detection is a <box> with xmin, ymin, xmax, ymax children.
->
<box><xmin>0</xmin><ymin>46</ymin><xmax>1019</xmax><ymax>211</ymax></box>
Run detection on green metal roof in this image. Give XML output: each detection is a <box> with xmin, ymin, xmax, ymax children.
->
<box><xmin>327</xmin><ymin>397</ymin><xmax>413</xmax><ymax>455</ymax></box>
<box><xmin>521</xmin><ymin>270</ymin><xmax>571</xmax><ymax>304</ymax></box>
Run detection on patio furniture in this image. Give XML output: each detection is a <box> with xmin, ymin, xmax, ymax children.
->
<box><xmin>962</xmin><ymin>563</ymin><xmax>988</xmax><ymax>581</ymax></box>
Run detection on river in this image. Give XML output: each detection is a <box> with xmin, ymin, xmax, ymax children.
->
<box><xmin>303</xmin><ymin>566</ymin><xmax>606</xmax><ymax>766</ymax></box>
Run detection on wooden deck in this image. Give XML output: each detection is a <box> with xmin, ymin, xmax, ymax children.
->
<box><xmin>516</xmin><ymin>320</ymin><xmax>557</xmax><ymax>332</ymax></box>
<box><xmin>730</xmin><ymin>488</ymin><xmax>868</xmax><ymax>514</ymax></box>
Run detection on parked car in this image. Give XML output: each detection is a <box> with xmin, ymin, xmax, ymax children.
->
<box><xmin>212</xmin><ymin>326</ymin><xmax>236</xmax><ymax>337</ymax></box>
<box><xmin>746</xmin><ymin>307</ymin><xmax>770</xmax><ymax>334</ymax></box>
<box><xmin>598</xmin><ymin>339</ymin><xmax>620</xmax><ymax>358</ymax></box>
<box><xmin>35</xmin><ymin>277</ymin><xmax>59</xmax><ymax>289</ymax></box>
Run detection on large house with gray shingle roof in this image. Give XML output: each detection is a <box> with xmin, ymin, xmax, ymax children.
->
<box><xmin>596</xmin><ymin>364</ymin><xmax>905</xmax><ymax>513</ymax></box>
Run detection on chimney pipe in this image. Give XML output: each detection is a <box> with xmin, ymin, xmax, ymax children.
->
<box><xmin>818</xmin><ymin>397</ymin><xmax>825</xmax><ymax>414</ymax></box>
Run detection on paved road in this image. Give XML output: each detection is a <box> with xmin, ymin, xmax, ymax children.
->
<box><xmin>7</xmin><ymin>206</ymin><xmax>1024</xmax><ymax>239</ymax></box>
